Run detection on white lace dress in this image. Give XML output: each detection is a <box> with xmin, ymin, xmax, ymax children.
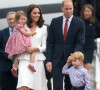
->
<box><xmin>17</xmin><ymin>25</ymin><xmax>48</xmax><ymax>90</ymax></box>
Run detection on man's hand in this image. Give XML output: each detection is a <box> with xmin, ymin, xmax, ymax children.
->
<box><xmin>67</xmin><ymin>56</ymin><xmax>72</xmax><ymax>65</ymax></box>
<box><xmin>8</xmin><ymin>54</ymin><xmax>13</xmax><ymax>60</ymax></box>
<box><xmin>46</xmin><ymin>62</ymin><xmax>52</xmax><ymax>72</ymax></box>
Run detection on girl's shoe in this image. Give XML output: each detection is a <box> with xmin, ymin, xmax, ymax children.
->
<box><xmin>11</xmin><ymin>68</ymin><xmax>18</xmax><ymax>77</ymax></box>
<box><xmin>28</xmin><ymin>64</ymin><xmax>36</xmax><ymax>72</ymax></box>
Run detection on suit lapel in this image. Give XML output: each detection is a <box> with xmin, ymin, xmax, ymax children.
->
<box><xmin>58</xmin><ymin>16</ymin><xmax>64</xmax><ymax>42</ymax></box>
<box><xmin>5</xmin><ymin>28</ymin><xmax>10</xmax><ymax>39</ymax></box>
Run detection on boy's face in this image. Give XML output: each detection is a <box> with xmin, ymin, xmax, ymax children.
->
<box><xmin>72</xmin><ymin>58</ymin><xmax>82</xmax><ymax>68</ymax></box>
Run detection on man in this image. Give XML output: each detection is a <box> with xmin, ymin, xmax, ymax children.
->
<box><xmin>46</xmin><ymin>0</ymin><xmax>85</xmax><ymax>90</ymax></box>
<box><xmin>0</xmin><ymin>11</ymin><xmax>17</xmax><ymax>90</ymax></box>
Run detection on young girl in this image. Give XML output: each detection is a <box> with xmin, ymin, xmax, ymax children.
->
<box><xmin>5</xmin><ymin>10</ymin><xmax>37</xmax><ymax>77</ymax></box>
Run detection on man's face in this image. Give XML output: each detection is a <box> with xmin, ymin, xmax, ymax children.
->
<box><xmin>7</xmin><ymin>13</ymin><xmax>15</xmax><ymax>28</ymax></box>
<box><xmin>61</xmin><ymin>1</ymin><xmax>73</xmax><ymax>18</ymax></box>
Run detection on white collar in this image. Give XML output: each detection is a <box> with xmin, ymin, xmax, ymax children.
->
<box><xmin>63</xmin><ymin>15</ymin><xmax>73</xmax><ymax>22</ymax></box>
<box><xmin>9</xmin><ymin>27</ymin><xmax>13</xmax><ymax>31</ymax></box>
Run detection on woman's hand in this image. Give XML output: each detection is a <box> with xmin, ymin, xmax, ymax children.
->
<box><xmin>26</xmin><ymin>46</ymin><xmax>36</xmax><ymax>54</ymax></box>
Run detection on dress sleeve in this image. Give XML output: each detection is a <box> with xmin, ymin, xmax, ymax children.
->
<box><xmin>15</xmin><ymin>24</ymin><xmax>24</xmax><ymax>30</ymax></box>
<box><xmin>37</xmin><ymin>25</ymin><xmax>47</xmax><ymax>52</ymax></box>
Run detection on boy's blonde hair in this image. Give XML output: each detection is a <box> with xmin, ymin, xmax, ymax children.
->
<box><xmin>71</xmin><ymin>51</ymin><xmax>84</xmax><ymax>62</ymax></box>
<box><xmin>13</xmin><ymin>10</ymin><xmax>26</xmax><ymax>26</ymax></box>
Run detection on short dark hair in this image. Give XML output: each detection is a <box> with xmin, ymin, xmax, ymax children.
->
<box><xmin>26</xmin><ymin>4</ymin><xmax>44</xmax><ymax>28</ymax></box>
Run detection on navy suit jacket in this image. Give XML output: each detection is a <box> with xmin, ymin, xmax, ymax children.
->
<box><xmin>46</xmin><ymin>16</ymin><xmax>85</xmax><ymax>68</ymax></box>
<box><xmin>0</xmin><ymin>27</ymin><xmax>13</xmax><ymax>72</ymax></box>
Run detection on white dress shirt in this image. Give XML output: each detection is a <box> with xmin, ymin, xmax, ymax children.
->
<box><xmin>62</xmin><ymin>15</ymin><xmax>73</xmax><ymax>34</ymax></box>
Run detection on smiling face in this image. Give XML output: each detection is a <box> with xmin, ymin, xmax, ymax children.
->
<box><xmin>61</xmin><ymin>1</ymin><xmax>73</xmax><ymax>18</ymax></box>
<box><xmin>18</xmin><ymin>15</ymin><xmax>26</xmax><ymax>25</ymax></box>
<box><xmin>30</xmin><ymin>8</ymin><xmax>40</xmax><ymax>23</ymax></box>
<box><xmin>83</xmin><ymin>7</ymin><xmax>92</xmax><ymax>20</ymax></box>
<box><xmin>7</xmin><ymin>13</ymin><xmax>15</xmax><ymax>28</ymax></box>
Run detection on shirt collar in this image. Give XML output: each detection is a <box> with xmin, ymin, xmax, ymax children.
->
<box><xmin>75</xmin><ymin>65</ymin><xmax>83</xmax><ymax>69</ymax></box>
<box><xmin>63</xmin><ymin>15</ymin><xmax>73</xmax><ymax>22</ymax></box>
<box><xmin>9</xmin><ymin>27</ymin><xmax>13</xmax><ymax>32</ymax></box>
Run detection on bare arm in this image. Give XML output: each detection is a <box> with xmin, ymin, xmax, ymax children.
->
<box><xmin>19</xmin><ymin>28</ymin><xmax>36</xmax><ymax>36</ymax></box>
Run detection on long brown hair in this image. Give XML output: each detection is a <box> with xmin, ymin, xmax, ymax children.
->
<box><xmin>13</xmin><ymin>10</ymin><xmax>26</xmax><ymax>26</ymax></box>
<box><xmin>80</xmin><ymin>4</ymin><xmax>95</xmax><ymax>23</ymax></box>
<box><xmin>26</xmin><ymin>4</ymin><xmax>44</xmax><ymax>28</ymax></box>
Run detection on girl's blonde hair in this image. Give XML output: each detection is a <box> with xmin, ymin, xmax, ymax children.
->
<box><xmin>71</xmin><ymin>51</ymin><xmax>84</xmax><ymax>62</ymax></box>
<box><xmin>13</xmin><ymin>10</ymin><xmax>26</xmax><ymax>26</ymax></box>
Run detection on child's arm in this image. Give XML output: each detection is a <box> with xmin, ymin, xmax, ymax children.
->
<box><xmin>19</xmin><ymin>28</ymin><xmax>36</xmax><ymax>36</ymax></box>
<box><xmin>62</xmin><ymin>56</ymin><xmax>72</xmax><ymax>75</ymax></box>
<box><xmin>62</xmin><ymin>64</ymin><xmax>69</xmax><ymax>75</ymax></box>
<box><xmin>67</xmin><ymin>56</ymin><xmax>72</xmax><ymax>65</ymax></box>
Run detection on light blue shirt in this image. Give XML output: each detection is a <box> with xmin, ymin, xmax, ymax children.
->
<box><xmin>9</xmin><ymin>27</ymin><xmax>13</xmax><ymax>35</ymax></box>
<box><xmin>62</xmin><ymin>64</ymin><xmax>90</xmax><ymax>90</ymax></box>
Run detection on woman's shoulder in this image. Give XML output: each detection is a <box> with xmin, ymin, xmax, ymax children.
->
<box><xmin>41</xmin><ymin>25</ymin><xmax>47</xmax><ymax>29</ymax></box>
<box><xmin>38</xmin><ymin>25</ymin><xmax>47</xmax><ymax>31</ymax></box>
<box><xmin>38</xmin><ymin>25</ymin><xmax>47</xmax><ymax>34</ymax></box>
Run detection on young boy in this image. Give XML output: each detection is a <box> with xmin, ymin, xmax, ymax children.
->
<box><xmin>62</xmin><ymin>51</ymin><xmax>90</xmax><ymax>90</ymax></box>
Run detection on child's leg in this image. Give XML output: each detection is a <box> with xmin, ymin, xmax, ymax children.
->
<box><xmin>28</xmin><ymin>52</ymin><xmax>36</xmax><ymax>72</ymax></box>
<box><xmin>13</xmin><ymin>54</ymin><xmax>20</xmax><ymax>69</ymax></box>
<box><xmin>30</xmin><ymin>52</ymin><xmax>36</xmax><ymax>63</ymax></box>
<box><xmin>11</xmin><ymin>54</ymin><xmax>20</xmax><ymax>77</ymax></box>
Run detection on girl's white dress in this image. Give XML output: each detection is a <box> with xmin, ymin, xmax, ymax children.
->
<box><xmin>17</xmin><ymin>25</ymin><xmax>48</xmax><ymax>90</ymax></box>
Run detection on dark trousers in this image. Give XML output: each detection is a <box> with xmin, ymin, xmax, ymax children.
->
<box><xmin>71</xmin><ymin>86</ymin><xmax>85</xmax><ymax>90</ymax></box>
<box><xmin>1</xmin><ymin>71</ymin><xmax>17</xmax><ymax>90</ymax></box>
<box><xmin>52</xmin><ymin>65</ymin><xmax>63</xmax><ymax>90</ymax></box>
<box><xmin>52</xmin><ymin>55</ymin><xmax>72</xmax><ymax>90</ymax></box>
<box><xmin>44</xmin><ymin>63</ymin><xmax>52</xmax><ymax>90</ymax></box>
<box><xmin>65</xmin><ymin>75</ymin><xmax>72</xmax><ymax>90</ymax></box>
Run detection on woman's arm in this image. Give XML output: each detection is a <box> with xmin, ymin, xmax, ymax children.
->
<box><xmin>19</xmin><ymin>28</ymin><xmax>36</xmax><ymax>36</ymax></box>
<box><xmin>37</xmin><ymin>26</ymin><xmax>47</xmax><ymax>52</ymax></box>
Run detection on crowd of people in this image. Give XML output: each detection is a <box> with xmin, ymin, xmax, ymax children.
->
<box><xmin>0</xmin><ymin>0</ymin><xmax>100</xmax><ymax>90</ymax></box>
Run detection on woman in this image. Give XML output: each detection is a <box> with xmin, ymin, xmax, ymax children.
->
<box><xmin>17</xmin><ymin>4</ymin><xmax>48</xmax><ymax>90</ymax></box>
<box><xmin>80</xmin><ymin>4</ymin><xmax>100</xmax><ymax>75</ymax></box>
